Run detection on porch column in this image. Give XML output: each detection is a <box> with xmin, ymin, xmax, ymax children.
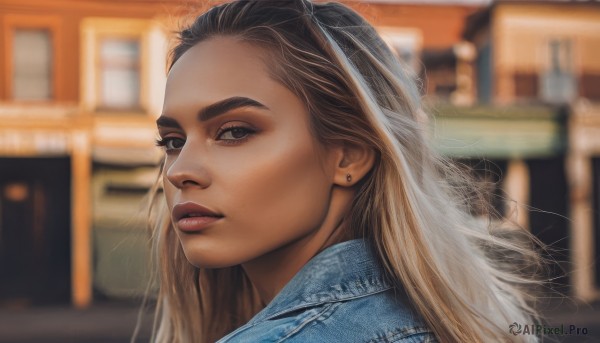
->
<box><xmin>71</xmin><ymin>130</ymin><xmax>92</xmax><ymax>307</ymax></box>
<box><xmin>503</xmin><ymin>158</ymin><xmax>530</xmax><ymax>230</ymax></box>
<box><xmin>566</xmin><ymin>152</ymin><xmax>596</xmax><ymax>301</ymax></box>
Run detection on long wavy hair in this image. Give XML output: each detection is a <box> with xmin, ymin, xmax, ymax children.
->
<box><xmin>139</xmin><ymin>1</ymin><xmax>549</xmax><ymax>342</ymax></box>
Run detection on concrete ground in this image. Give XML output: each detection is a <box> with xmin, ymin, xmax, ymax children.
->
<box><xmin>0</xmin><ymin>298</ymin><xmax>599</xmax><ymax>342</ymax></box>
<box><xmin>0</xmin><ymin>300</ymin><xmax>154</xmax><ymax>343</ymax></box>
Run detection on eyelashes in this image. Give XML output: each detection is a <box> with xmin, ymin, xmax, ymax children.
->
<box><xmin>155</xmin><ymin>136</ymin><xmax>185</xmax><ymax>151</ymax></box>
<box><xmin>156</xmin><ymin>125</ymin><xmax>256</xmax><ymax>152</ymax></box>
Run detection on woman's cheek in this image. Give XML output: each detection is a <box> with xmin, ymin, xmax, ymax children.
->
<box><xmin>238</xmin><ymin>144</ymin><xmax>327</xmax><ymax>232</ymax></box>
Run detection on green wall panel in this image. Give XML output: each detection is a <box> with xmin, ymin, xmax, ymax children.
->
<box><xmin>431</xmin><ymin>105</ymin><xmax>566</xmax><ymax>158</ymax></box>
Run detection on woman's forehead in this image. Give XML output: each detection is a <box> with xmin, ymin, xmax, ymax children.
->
<box><xmin>167</xmin><ymin>36</ymin><xmax>269</xmax><ymax>82</ymax></box>
<box><xmin>164</xmin><ymin>37</ymin><xmax>280</xmax><ymax>105</ymax></box>
<box><xmin>162</xmin><ymin>36</ymin><xmax>310</xmax><ymax>125</ymax></box>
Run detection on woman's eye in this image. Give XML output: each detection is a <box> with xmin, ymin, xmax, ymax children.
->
<box><xmin>156</xmin><ymin>137</ymin><xmax>185</xmax><ymax>152</ymax></box>
<box><xmin>216</xmin><ymin>125</ymin><xmax>255</xmax><ymax>143</ymax></box>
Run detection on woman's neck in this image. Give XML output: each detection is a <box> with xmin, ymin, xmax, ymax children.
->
<box><xmin>241</xmin><ymin>215</ymin><xmax>353</xmax><ymax>305</ymax></box>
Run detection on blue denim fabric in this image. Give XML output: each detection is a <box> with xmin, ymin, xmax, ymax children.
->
<box><xmin>216</xmin><ymin>239</ymin><xmax>438</xmax><ymax>343</ymax></box>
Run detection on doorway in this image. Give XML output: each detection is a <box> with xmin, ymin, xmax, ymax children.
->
<box><xmin>0</xmin><ymin>157</ymin><xmax>71</xmax><ymax>306</ymax></box>
<box><xmin>527</xmin><ymin>156</ymin><xmax>570</xmax><ymax>294</ymax></box>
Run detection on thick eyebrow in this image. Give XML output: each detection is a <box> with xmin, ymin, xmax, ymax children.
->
<box><xmin>156</xmin><ymin>116</ymin><xmax>181</xmax><ymax>129</ymax></box>
<box><xmin>157</xmin><ymin>96</ymin><xmax>269</xmax><ymax>129</ymax></box>
<box><xmin>198</xmin><ymin>96</ymin><xmax>269</xmax><ymax>122</ymax></box>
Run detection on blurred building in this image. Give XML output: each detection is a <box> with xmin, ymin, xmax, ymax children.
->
<box><xmin>0</xmin><ymin>0</ymin><xmax>598</xmax><ymax>308</ymax></box>
<box><xmin>334</xmin><ymin>0</ymin><xmax>599</xmax><ymax>302</ymax></box>
<box><xmin>339</xmin><ymin>0</ymin><xmax>600</xmax><ymax>302</ymax></box>
<box><xmin>0</xmin><ymin>0</ymin><xmax>177</xmax><ymax>308</ymax></box>
<box><xmin>459</xmin><ymin>0</ymin><xmax>600</xmax><ymax>301</ymax></box>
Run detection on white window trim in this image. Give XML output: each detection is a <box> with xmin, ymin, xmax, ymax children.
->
<box><xmin>80</xmin><ymin>18</ymin><xmax>167</xmax><ymax>116</ymax></box>
<box><xmin>376</xmin><ymin>26</ymin><xmax>423</xmax><ymax>74</ymax></box>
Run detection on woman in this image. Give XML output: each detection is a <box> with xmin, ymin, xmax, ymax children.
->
<box><xmin>143</xmin><ymin>0</ymin><xmax>545</xmax><ymax>342</ymax></box>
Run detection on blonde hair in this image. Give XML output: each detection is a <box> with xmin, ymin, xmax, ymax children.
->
<box><xmin>139</xmin><ymin>1</ymin><xmax>549</xmax><ymax>342</ymax></box>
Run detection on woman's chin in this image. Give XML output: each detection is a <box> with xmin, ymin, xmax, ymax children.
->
<box><xmin>181</xmin><ymin>247</ymin><xmax>244</xmax><ymax>269</ymax></box>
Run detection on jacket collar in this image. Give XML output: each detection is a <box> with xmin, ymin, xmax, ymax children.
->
<box><xmin>248</xmin><ymin>239</ymin><xmax>393</xmax><ymax>324</ymax></box>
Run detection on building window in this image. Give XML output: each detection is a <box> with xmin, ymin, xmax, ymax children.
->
<box><xmin>378</xmin><ymin>28</ymin><xmax>422</xmax><ymax>75</ymax></box>
<box><xmin>392</xmin><ymin>42</ymin><xmax>418</xmax><ymax>72</ymax></box>
<box><xmin>81</xmin><ymin>18</ymin><xmax>168</xmax><ymax>115</ymax></box>
<box><xmin>476</xmin><ymin>42</ymin><xmax>492</xmax><ymax>104</ymax></box>
<box><xmin>98</xmin><ymin>38</ymin><xmax>141</xmax><ymax>110</ymax></box>
<box><xmin>540</xmin><ymin>38</ymin><xmax>577</xmax><ymax>104</ymax></box>
<box><xmin>12</xmin><ymin>29</ymin><xmax>52</xmax><ymax>100</ymax></box>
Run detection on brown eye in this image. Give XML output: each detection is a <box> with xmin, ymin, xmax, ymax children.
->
<box><xmin>156</xmin><ymin>137</ymin><xmax>185</xmax><ymax>152</ymax></box>
<box><xmin>216</xmin><ymin>125</ymin><xmax>255</xmax><ymax>142</ymax></box>
<box><xmin>166</xmin><ymin>138</ymin><xmax>186</xmax><ymax>149</ymax></box>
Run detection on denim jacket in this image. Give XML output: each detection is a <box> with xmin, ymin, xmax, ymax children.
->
<box><xmin>216</xmin><ymin>239</ymin><xmax>438</xmax><ymax>343</ymax></box>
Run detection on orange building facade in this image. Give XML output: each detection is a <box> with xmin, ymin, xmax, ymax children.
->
<box><xmin>0</xmin><ymin>0</ymin><xmax>177</xmax><ymax>308</ymax></box>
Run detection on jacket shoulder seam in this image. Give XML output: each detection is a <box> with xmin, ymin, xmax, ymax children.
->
<box><xmin>276</xmin><ymin>301</ymin><xmax>342</xmax><ymax>343</ymax></box>
<box><xmin>259</xmin><ymin>285</ymin><xmax>393</xmax><ymax>324</ymax></box>
<box><xmin>367</xmin><ymin>326</ymin><xmax>435</xmax><ymax>343</ymax></box>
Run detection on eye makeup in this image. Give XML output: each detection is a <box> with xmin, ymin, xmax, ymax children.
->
<box><xmin>156</xmin><ymin>121</ymin><xmax>258</xmax><ymax>153</ymax></box>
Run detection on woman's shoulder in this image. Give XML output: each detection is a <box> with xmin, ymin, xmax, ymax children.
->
<box><xmin>284</xmin><ymin>289</ymin><xmax>438</xmax><ymax>343</ymax></box>
<box><xmin>217</xmin><ymin>240</ymin><xmax>438</xmax><ymax>342</ymax></box>
<box><xmin>218</xmin><ymin>288</ymin><xmax>438</xmax><ymax>343</ymax></box>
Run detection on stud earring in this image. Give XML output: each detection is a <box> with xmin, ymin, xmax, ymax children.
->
<box><xmin>346</xmin><ymin>173</ymin><xmax>352</xmax><ymax>182</ymax></box>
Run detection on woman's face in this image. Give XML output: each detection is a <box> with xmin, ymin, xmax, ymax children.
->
<box><xmin>158</xmin><ymin>37</ymin><xmax>340</xmax><ymax>268</ymax></box>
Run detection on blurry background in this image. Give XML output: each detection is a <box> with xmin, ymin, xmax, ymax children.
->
<box><xmin>0</xmin><ymin>0</ymin><xmax>598</xmax><ymax>342</ymax></box>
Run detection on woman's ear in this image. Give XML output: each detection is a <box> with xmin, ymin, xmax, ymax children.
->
<box><xmin>331</xmin><ymin>142</ymin><xmax>376</xmax><ymax>187</ymax></box>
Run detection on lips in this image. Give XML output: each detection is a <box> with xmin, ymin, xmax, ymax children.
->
<box><xmin>172</xmin><ymin>202</ymin><xmax>224</xmax><ymax>232</ymax></box>
<box><xmin>172</xmin><ymin>202</ymin><xmax>224</xmax><ymax>222</ymax></box>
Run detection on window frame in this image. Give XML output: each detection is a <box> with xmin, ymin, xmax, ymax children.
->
<box><xmin>539</xmin><ymin>36</ymin><xmax>579</xmax><ymax>104</ymax></box>
<box><xmin>2</xmin><ymin>14</ymin><xmax>64</xmax><ymax>102</ymax></box>
<box><xmin>376</xmin><ymin>26</ymin><xmax>423</xmax><ymax>75</ymax></box>
<box><xmin>81</xmin><ymin>18</ymin><xmax>150</xmax><ymax>115</ymax></box>
<box><xmin>95</xmin><ymin>34</ymin><xmax>143</xmax><ymax>112</ymax></box>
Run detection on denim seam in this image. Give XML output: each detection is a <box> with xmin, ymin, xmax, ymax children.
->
<box><xmin>276</xmin><ymin>301</ymin><xmax>342</xmax><ymax>343</ymax></box>
<box><xmin>391</xmin><ymin>331</ymin><xmax>438</xmax><ymax>343</ymax></box>
<box><xmin>366</xmin><ymin>326</ymin><xmax>434</xmax><ymax>343</ymax></box>
<box><xmin>256</xmin><ymin>285</ymin><xmax>393</xmax><ymax>324</ymax></box>
<box><xmin>216</xmin><ymin>322</ymin><xmax>254</xmax><ymax>343</ymax></box>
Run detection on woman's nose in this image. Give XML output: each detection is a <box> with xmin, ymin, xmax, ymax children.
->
<box><xmin>165</xmin><ymin>144</ymin><xmax>210</xmax><ymax>189</ymax></box>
